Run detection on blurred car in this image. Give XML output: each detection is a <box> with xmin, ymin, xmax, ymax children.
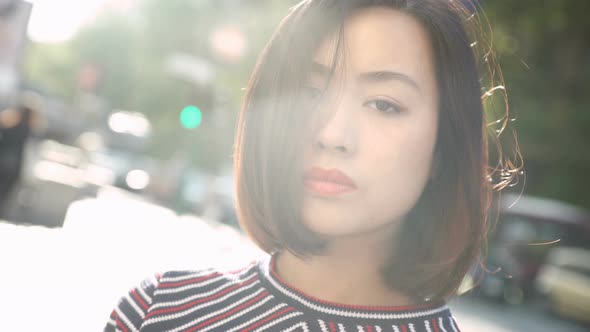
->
<box><xmin>2</xmin><ymin>139</ymin><xmax>96</xmax><ymax>227</ymax></box>
<box><xmin>469</xmin><ymin>194</ymin><xmax>590</xmax><ymax>304</ymax></box>
<box><xmin>85</xmin><ymin>147</ymin><xmax>156</xmax><ymax>193</ymax></box>
<box><xmin>535</xmin><ymin>246</ymin><xmax>590</xmax><ymax>324</ymax></box>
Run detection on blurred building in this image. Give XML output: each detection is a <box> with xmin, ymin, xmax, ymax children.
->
<box><xmin>0</xmin><ymin>0</ymin><xmax>32</xmax><ymax>214</ymax></box>
<box><xmin>0</xmin><ymin>0</ymin><xmax>31</xmax><ymax>101</ymax></box>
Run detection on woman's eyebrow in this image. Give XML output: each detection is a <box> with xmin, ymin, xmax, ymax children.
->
<box><xmin>358</xmin><ymin>70</ymin><xmax>421</xmax><ymax>94</ymax></box>
<box><xmin>310</xmin><ymin>62</ymin><xmax>421</xmax><ymax>94</ymax></box>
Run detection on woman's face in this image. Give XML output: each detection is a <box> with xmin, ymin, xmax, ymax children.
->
<box><xmin>301</xmin><ymin>7</ymin><xmax>439</xmax><ymax>237</ymax></box>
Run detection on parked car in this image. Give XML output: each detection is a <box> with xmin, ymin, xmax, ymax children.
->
<box><xmin>535</xmin><ymin>246</ymin><xmax>590</xmax><ymax>325</ymax></box>
<box><xmin>467</xmin><ymin>194</ymin><xmax>590</xmax><ymax>304</ymax></box>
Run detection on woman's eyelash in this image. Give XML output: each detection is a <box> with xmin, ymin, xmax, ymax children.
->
<box><xmin>302</xmin><ymin>88</ymin><xmax>403</xmax><ymax>114</ymax></box>
<box><xmin>365</xmin><ymin>99</ymin><xmax>404</xmax><ymax>114</ymax></box>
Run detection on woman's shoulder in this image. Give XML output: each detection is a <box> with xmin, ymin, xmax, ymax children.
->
<box><xmin>155</xmin><ymin>261</ymin><xmax>261</xmax><ymax>293</ymax></box>
<box><xmin>104</xmin><ymin>261</ymin><xmax>263</xmax><ymax>332</ymax></box>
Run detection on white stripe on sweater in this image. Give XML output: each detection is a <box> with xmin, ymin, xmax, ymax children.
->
<box><xmin>143</xmin><ymin>281</ymin><xmax>263</xmax><ymax>327</ymax></box>
<box><xmin>182</xmin><ymin>294</ymin><xmax>273</xmax><ymax>332</ymax></box>
<box><xmin>114</xmin><ymin>306</ymin><xmax>139</xmax><ymax>332</ymax></box>
<box><xmin>137</xmin><ymin>285</ymin><xmax>152</xmax><ymax>305</ymax></box>
<box><xmin>225</xmin><ymin>303</ymin><xmax>288</xmax><ymax>332</ymax></box>
<box><xmin>255</xmin><ymin>311</ymin><xmax>306</xmax><ymax>332</ymax></box>
<box><xmin>125</xmin><ymin>293</ymin><xmax>145</xmax><ymax>319</ymax></box>
<box><xmin>155</xmin><ymin>274</ymin><xmax>228</xmax><ymax>295</ymax></box>
<box><xmin>280</xmin><ymin>321</ymin><xmax>310</xmax><ymax>332</ymax></box>
<box><xmin>150</xmin><ymin>272</ymin><xmax>258</xmax><ymax>309</ymax></box>
<box><xmin>449</xmin><ymin>317</ymin><xmax>459</xmax><ymax>332</ymax></box>
<box><xmin>438</xmin><ymin>317</ymin><xmax>448</xmax><ymax>332</ymax></box>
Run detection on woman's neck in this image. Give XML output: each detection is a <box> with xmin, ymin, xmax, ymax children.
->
<box><xmin>274</xmin><ymin>232</ymin><xmax>417</xmax><ymax>307</ymax></box>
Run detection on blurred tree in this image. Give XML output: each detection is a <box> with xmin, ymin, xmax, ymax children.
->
<box><xmin>23</xmin><ymin>0</ymin><xmax>293</xmax><ymax>172</ymax></box>
<box><xmin>24</xmin><ymin>42</ymin><xmax>77</xmax><ymax>99</ymax></box>
<box><xmin>73</xmin><ymin>14</ymin><xmax>137</xmax><ymax>108</ymax></box>
<box><xmin>483</xmin><ymin>0</ymin><xmax>590</xmax><ymax>209</ymax></box>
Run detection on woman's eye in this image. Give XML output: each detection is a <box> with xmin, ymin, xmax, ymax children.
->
<box><xmin>366</xmin><ymin>99</ymin><xmax>403</xmax><ymax>114</ymax></box>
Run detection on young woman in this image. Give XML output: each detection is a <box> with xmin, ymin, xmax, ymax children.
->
<box><xmin>106</xmin><ymin>0</ymin><xmax>514</xmax><ymax>331</ymax></box>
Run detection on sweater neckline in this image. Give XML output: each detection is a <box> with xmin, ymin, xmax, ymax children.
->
<box><xmin>257</xmin><ymin>254</ymin><xmax>450</xmax><ymax>321</ymax></box>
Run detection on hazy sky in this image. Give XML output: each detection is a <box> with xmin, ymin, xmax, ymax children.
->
<box><xmin>27</xmin><ymin>0</ymin><xmax>137</xmax><ymax>43</ymax></box>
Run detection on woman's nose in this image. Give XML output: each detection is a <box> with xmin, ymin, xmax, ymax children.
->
<box><xmin>313</xmin><ymin>98</ymin><xmax>358</xmax><ymax>156</ymax></box>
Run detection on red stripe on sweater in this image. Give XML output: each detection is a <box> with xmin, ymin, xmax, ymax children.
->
<box><xmin>145</xmin><ymin>277</ymin><xmax>259</xmax><ymax>318</ymax></box>
<box><xmin>329</xmin><ymin>321</ymin><xmax>337</xmax><ymax>332</ymax></box>
<box><xmin>131</xmin><ymin>289</ymin><xmax>149</xmax><ymax>311</ymax></box>
<box><xmin>366</xmin><ymin>326</ymin><xmax>374</xmax><ymax>332</ymax></box>
<box><xmin>185</xmin><ymin>291</ymin><xmax>270</xmax><ymax>332</ymax></box>
<box><xmin>158</xmin><ymin>273</ymin><xmax>221</xmax><ymax>288</ymax></box>
<box><xmin>401</xmin><ymin>325</ymin><xmax>408</xmax><ymax>332</ymax></box>
<box><xmin>240</xmin><ymin>307</ymin><xmax>295</xmax><ymax>332</ymax></box>
<box><xmin>115</xmin><ymin>314</ymin><xmax>129</xmax><ymax>332</ymax></box>
<box><xmin>432</xmin><ymin>319</ymin><xmax>440</xmax><ymax>332</ymax></box>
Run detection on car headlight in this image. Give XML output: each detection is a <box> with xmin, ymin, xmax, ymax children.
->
<box><xmin>125</xmin><ymin>169</ymin><xmax>150</xmax><ymax>190</ymax></box>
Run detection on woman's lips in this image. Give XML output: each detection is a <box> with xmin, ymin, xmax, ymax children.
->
<box><xmin>303</xmin><ymin>167</ymin><xmax>357</xmax><ymax>196</ymax></box>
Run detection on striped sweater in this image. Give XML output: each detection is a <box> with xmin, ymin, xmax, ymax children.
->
<box><xmin>104</xmin><ymin>256</ymin><xmax>461</xmax><ymax>332</ymax></box>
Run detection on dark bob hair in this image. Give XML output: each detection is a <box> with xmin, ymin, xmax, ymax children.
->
<box><xmin>234</xmin><ymin>0</ymin><xmax>517</xmax><ymax>301</ymax></box>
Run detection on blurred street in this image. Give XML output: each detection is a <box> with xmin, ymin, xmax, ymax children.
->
<box><xmin>0</xmin><ymin>188</ymin><xmax>262</xmax><ymax>332</ymax></box>
<box><xmin>0</xmin><ymin>189</ymin><xmax>587</xmax><ymax>332</ymax></box>
<box><xmin>450</xmin><ymin>297</ymin><xmax>587</xmax><ymax>332</ymax></box>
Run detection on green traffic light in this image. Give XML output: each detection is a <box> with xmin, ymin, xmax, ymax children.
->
<box><xmin>180</xmin><ymin>105</ymin><xmax>202</xmax><ymax>129</ymax></box>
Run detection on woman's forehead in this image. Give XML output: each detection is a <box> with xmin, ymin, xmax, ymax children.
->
<box><xmin>312</xmin><ymin>7</ymin><xmax>435</xmax><ymax>87</ymax></box>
